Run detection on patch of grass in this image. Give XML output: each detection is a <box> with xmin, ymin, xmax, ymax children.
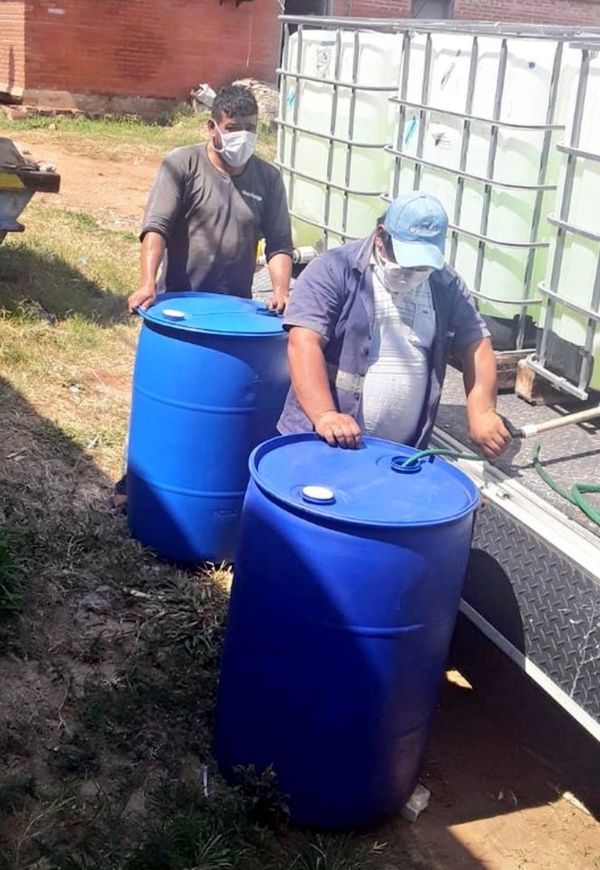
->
<box><xmin>8</xmin><ymin>110</ymin><xmax>278</xmax><ymax>163</ymax></box>
<box><xmin>123</xmin><ymin>779</ymin><xmax>386</xmax><ymax>870</ymax></box>
<box><xmin>0</xmin><ymin>529</ymin><xmax>36</xmax><ymax>616</ymax></box>
<box><xmin>0</xmin><ymin>205</ymin><xmax>137</xmax><ymax>324</ymax></box>
<box><xmin>0</xmin><ymin>775</ymin><xmax>36</xmax><ymax>813</ymax></box>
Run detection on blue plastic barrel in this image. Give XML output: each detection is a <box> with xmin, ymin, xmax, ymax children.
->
<box><xmin>215</xmin><ymin>434</ymin><xmax>479</xmax><ymax>828</ymax></box>
<box><xmin>127</xmin><ymin>292</ymin><xmax>288</xmax><ymax>564</ymax></box>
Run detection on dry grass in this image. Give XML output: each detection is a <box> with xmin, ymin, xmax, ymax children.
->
<box><xmin>6</xmin><ymin>110</ymin><xmax>278</xmax><ymax>165</ymax></box>
<box><xmin>0</xmin><ymin>177</ymin><xmax>419</xmax><ymax>867</ymax></box>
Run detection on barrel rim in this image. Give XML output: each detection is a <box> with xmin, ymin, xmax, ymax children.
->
<box><xmin>139</xmin><ymin>291</ymin><xmax>288</xmax><ymax>338</ymax></box>
<box><xmin>249</xmin><ymin>433</ymin><xmax>480</xmax><ymax>528</ymax></box>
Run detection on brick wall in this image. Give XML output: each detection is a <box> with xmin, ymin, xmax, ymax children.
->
<box><xmin>0</xmin><ymin>0</ymin><xmax>25</xmax><ymax>95</ymax></box>
<box><xmin>453</xmin><ymin>0</ymin><xmax>600</xmax><ymax>25</ymax></box>
<box><xmin>2</xmin><ymin>0</ymin><xmax>600</xmax><ymax>107</ymax></box>
<box><xmin>23</xmin><ymin>0</ymin><xmax>281</xmax><ymax>100</ymax></box>
<box><xmin>332</xmin><ymin>0</ymin><xmax>600</xmax><ymax>24</ymax></box>
<box><xmin>331</xmin><ymin>0</ymin><xmax>412</xmax><ymax>16</ymax></box>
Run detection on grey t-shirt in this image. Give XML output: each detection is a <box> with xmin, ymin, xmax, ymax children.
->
<box><xmin>141</xmin><ymin>144</ymin><xmax>293</xmax><ymax>297</ymax></box>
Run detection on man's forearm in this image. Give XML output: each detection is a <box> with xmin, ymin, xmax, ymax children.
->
<box><xmin>461</xmin><ymin>338</ymin><xmax>497</xmax><ymax>419</ymax></box>
<box><xmin>288</xmin><ymin>330</ymin><xmax>336</xmax><ymax>424</ymax></box>
<box><xmin>267</xmin><ymin>252</ymin><xmax>292</xmax><ymax>295</ymax></box>
<box><xmin>140</xmin><ymin>232</ymin><xmax>166</xmax><ymax>289</ymax></box>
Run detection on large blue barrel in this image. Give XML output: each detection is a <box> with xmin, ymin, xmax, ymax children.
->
<box><xmin>215</xmin><ymin>434</ymin><xmax>479</xmax><ymax>828</ymax></box>
<box><xmin>127</xmin><ymin>292</ymin><xmax>288</xmax><ymax>564</ymax></box>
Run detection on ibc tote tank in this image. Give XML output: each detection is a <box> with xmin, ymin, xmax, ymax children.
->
<box><xmin>392</xmin><ymin>31</ymin><xmax>577</xmax><ymax>349</ymax></box>
<box><xmin>127</xmin><ymin>292</ymin><xmax>289</xmax><ymax>564</ymax></box>
<box><xmin>537</xmin><ymin>46</ymin><xmax>600</xmax><ymax>394</ymax></box>
<box><xmin>279</xmin><ymin>27</ymin><xmax>402</xmax><ymax>249</ymax></box>
<box><xmin>215</xmin><ymin>434</ymin><xmax>479</xmax><ymax>829</ymax></box>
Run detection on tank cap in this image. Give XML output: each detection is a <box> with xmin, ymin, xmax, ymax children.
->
<box><xmin>391</xmin><ymin>454</ymin><xmax>425</xmax><ymax>474</ymax></box>
<box><xmin>162</xmin><ymin>308</ymin><xmax>186</xmax><ymax>321</ymax></box>
<box><xmin>301</xmin><ymin>485</ymin><xmax>336</xmax><ymax>505</ymax></box>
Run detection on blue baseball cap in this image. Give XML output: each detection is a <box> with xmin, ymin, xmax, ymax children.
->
<box><xmin>384</xmin><ymin>192</ymin><xmax>448</xmax><ymax>270</ymax></box>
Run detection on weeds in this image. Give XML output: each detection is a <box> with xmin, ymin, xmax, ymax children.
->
<box><xmin>0</xmin><ymin>529</ymin><xmax>34</xmax><ymax>616</ymax></box>
<box><xmin>6</xmin><ymin>110</ymin><xmax>277</xmax><ymax>163</ymax></box>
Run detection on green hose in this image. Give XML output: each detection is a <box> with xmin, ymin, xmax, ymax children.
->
<box><xmin>401</xmin><ymin>446</ymin><xmax>600</xmax><ymax>528</ymax></box>
<box><xmin>400</xmin><ymin>448</ymin><xmax>483</xmax><ymax>467</ymax></box>
<box><xmin>532</xmin><ymin>443</ymin><xmax>600</xmax><ymax>527</ymax></box>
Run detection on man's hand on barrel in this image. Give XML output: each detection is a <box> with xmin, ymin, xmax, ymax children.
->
<box><xmin>265</xmin><ymin>288</ymin><xmax>289</xmax><ymax>315</ymax></box>
<box><xmin>314</xmin><ymin>410</ymin><xmax>362</xmax><ymax>449</ymax></box>
<box><xmin>127</xmin><ymin>283</ymin><xmax>156</xmax><ymax>314</ymax></box>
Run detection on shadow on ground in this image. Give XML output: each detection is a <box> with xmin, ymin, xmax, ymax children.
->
<box><xmin>0</xmin><ymin>241</ymin><xmax>129</xmax><ymax>326</ymax></box>
<box><xmin>0</xmin><ymin>375</ymin><xmax>596</xmax><ymax>868</ymax></box>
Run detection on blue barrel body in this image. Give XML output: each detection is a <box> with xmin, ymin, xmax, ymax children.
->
<box><xmin>215</xmin><ymin>434</ymin><xmax>479</xmax><ymax>829</ymax></box>
<box><xmin>127</xmin><ymin>292</ymin><xmax>289</xmax><ymax>564</ymax></box>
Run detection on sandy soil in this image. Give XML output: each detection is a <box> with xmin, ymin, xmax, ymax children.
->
<box><xmin>6</xmin><ymin>131</ymin><xmax>600</xmax><ymax>869</ymax></box>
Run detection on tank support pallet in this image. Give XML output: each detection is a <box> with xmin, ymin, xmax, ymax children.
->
<box><xmin>514</xmin><ymin>358</ymin><xmax>577</xmax><ymax>405</ymax></box>
<box><xmin>495</xmin><ymin>350</ymin><xmax>529</xmax><ymax>393</ymax></box>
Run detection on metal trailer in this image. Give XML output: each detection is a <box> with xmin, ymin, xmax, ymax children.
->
<box><xmin>0</xmin><ymin>162</ymin><xmax>61</xmax><ymax>245</ymax></box>
<box><xmin>274</xmin><ymin>15</ymin><xmax>600</xmax><ymax>749</ymax></box>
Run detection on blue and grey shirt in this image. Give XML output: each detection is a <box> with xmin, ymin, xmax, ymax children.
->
<box><xmin>277</xmin><ymin>232</ymin><xmax>489</xmax><ymax>448</ymax></box>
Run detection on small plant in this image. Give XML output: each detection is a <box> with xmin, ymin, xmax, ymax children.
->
<box><xmin>0</xmin><ymin>530</ymin><xmax>26</xmax><ymax>615</ymax></box>
<box><xmin>232</xmin><ymin>764</ymin><xmax>290</xmax><ymax>830</ymax></box>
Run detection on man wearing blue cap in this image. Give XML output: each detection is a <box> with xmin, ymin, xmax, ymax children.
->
<box><xmin>278</xmin><ymin>192</ymin><xmax>511</xmax><ymax>458</ymax></box>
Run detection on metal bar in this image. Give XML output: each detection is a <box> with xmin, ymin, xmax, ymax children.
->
<box><xmin>470</xmin><ymin>290</ymin><xmax>542</xmax><ymax>306</ymax></box>
<box><xmin>389</xmin><ymin>30</ymin><xmax>412</xmax><ymax>201</ymax></box>
<box><xmin>277</xmin><ymin>68</ymin><xmax>397</xmax><ymax>93</ymax></box>
<box><xmin>547</xmin><ymin>213</ymin><xmax>600</xmax><ymax>244</ymax></box>
<box><xmin>287</xmin><ymin>208</ymin><xmax>361</xmax><ymax>242</ymax></box>
<box><xmin>323</xmin><ymin>28</ymin><xmax>343</xmax><ymax>249</ymax></box>
<box><xmin>384</xmin><ymin>146</ymin><xmax>557</xmax><ymax>192</ymax></box>
<box><xmin>447</xmin><ymin>223</ymin><xmax>548</xmax><ymax>250</ymax></box>
<box><xmin>277</xmin><ymin>161</ymin><xmax>383</xmax><ymax>197</ymax></box>
<box><xmin>556</xmin><ymin>143</ymin><xmax>600</xmax><ymax>163</ymax></box>
<box><xmin>389</xmin><ymin>96</ymin><xmax>565</xmax><ymax>132</ymax></box>
<box><xmin>538</xmin><ymin>49</ymin><xmax>591</xmax><ymax>366</ymax></box>
<box><xmin>538</xmin><ymin>281</ymin><xmax>600</xmax><ymax>321</ymax></box>
<box><xmin>340</xmin><ymin>30</ymin><xmax>361</xmax><ymax>243</ymax></box>
<box><xmin>286</xmin><ymin>23</ymin><xmax>303</xmax><ymax>235</ymax></box>
<box><xmin>579</xmin><ymin>251</ymin><xmax>600</xmax><ymax>392</ymax></box>
<box><xmin>415</xmin><ymin>33</ymin><xmax>433</xmax><ymax>189</ymax></box>
<box><xmin>279</xmin><ymin>16</ymin><xmax>600</xmax><ymax>41</ymax></box>
<box><xmin>525</xmin><ymin>356</ymin><xmax>590</xmax><ymax>401</ymax></box>
<box><xmin>450</xmin><ymin>34</ymin><xmax>478</xmax><ymax>267</ymax></box>
<box><xmin>569</xmin><ymin>40</ymin><xmax>600</xmax><ymax>50</ymax></box>
<box><xmin>474</xmin><ymin>38</ymin><xmax>508</xmax><ymax>298</ymax></box>
<box><xmin>276</xmin><ymin>23</ymin><xmax>291</xmax><ymax>207</ymax></box>
<box><xmin>276</xmin><ymin>118</ymin><xmax>386</xmax><ymax>149</ymax></box>
<box><xmin>517</xmin><ymin>40</ymin><xmax>564</xmax><ymax>350</ymax></box>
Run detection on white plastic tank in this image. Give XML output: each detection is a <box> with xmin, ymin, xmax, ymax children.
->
<box><xmin>539</xmin><ymin>48</ymin><xmax>600</xmax><ymax>393</ymax></box>
<box><xmin>279</xmin><ymin>28</ymin><xmax>402</xmax><ymax>249</ymax></box>
<box><xmin>391</xmin><ymin>32</ymin><xmax>578</xmax><ymax>346</ymax></box>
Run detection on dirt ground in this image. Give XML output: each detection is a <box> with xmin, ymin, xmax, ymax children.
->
<box><xmin>4</xmin><ymin>131</ymin><xmax>600</xmax><ymax>869</ymax></box>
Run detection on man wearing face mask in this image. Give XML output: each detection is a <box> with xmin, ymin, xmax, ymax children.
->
<box><xmin>127</xmin><ymin>84</ymin><xmax>293</xmax><ymax>314</ymax></box>
<box><xmin>277</xmin><ymin>191</ymin><xmax>511</xmax><ymax>459</ymax></box>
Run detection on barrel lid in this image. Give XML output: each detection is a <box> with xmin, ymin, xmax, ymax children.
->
<box><xmin>139</xmin><ymin>292</ymin><xmax>286</xmax><ymax>337</ymax></box>
<box><xmin>250</xmin><ymin>434</ymin><xmax>479</xmax><ymax>527</ymax></box>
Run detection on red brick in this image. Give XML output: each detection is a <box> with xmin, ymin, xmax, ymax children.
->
<box><xmin>2</xmin><ymin>0</ymin><xmax>600</xmax><ymax>106</ymax></box>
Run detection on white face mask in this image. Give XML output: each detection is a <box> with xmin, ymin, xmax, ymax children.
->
<box><xmin>383</xmin><ymin>261</ymin><xmax>433</xmax><ymax>292</ymax></box>
<box><xmin>214</xmin><ymin>128</ymin><xmax>257</xmax><ymax>168</ymax></box>
<box><xmin>375</xmin><ymin>248</ymin><xmax>433</xmax><ymax>293</ymax></box>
